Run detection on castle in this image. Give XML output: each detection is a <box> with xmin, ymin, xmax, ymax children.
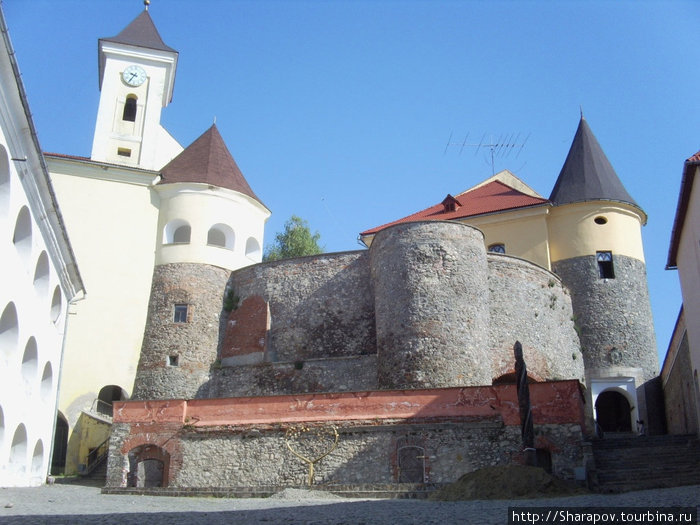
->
<box><xmin>93</xmin><ymin>9</ymin><xmax>658</xmax><ymax>488</ymax></box>
<box><xmin>0</xmin><ymin>6</ymin><xmax>662</xmax><ymax>488</ymax></box>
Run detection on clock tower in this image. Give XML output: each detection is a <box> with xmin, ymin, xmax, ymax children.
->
<box><xmin>91</xmin><ymin>9</ymin><xmax>182</xmax><ymax>170</ymax></box>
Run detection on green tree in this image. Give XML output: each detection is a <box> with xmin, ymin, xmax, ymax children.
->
<box><xmin>263</xmin><ymin>215</ymin><xmax>323</xmax><ymax>261</ymax></box>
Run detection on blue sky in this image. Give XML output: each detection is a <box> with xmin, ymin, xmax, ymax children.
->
<box><xmin>3</xmin><ymin>0</ymin><xmax>698</xmax><ymax>365</ymax></box>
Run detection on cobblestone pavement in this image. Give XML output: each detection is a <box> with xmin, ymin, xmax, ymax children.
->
<box><xmin>0</xmin><ymin>483</ymin><xmax>697</xmax><ymax>525</ymax></box>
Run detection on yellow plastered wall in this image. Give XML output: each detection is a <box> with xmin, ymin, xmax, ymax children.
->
<box><xmin>462</xmin><ymin>206</ymin><xmax>551</xmax><ymax>269</ymax></box>
<box><xmin>48</xmin><ymin>159</ymin><xmax>160</xmax><ymax>474</ymax></box>
<box><xmin>74</xmin><ymin>414</ymin><xmax>111</xmax><ymax>474</ymax></box>
<box><xmin>548</xmin><ymin>202</ymin><xmax>646</xmax><ymax>264</ymax></box>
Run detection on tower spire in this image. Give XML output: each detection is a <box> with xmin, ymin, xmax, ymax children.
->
<box><xmin>549</xmin><ymin>117</ymin><xmax>638</xmax><ymax>209</ymax></box>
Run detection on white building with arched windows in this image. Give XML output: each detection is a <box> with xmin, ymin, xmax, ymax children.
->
<box><xmin>0</xmin><ymin>10</ymin><xmax>84</xmax><ymax>486</ymax></box>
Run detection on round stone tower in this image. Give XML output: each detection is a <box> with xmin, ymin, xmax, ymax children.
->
<box><xmin>547</xmin><ymin>117</ymin><xmax>659</xmax><ymax>434</ymax></box>
<box><xmin>132</xmin><ymin>124</ymin><xmax>270</xmax><ymax>400</ymax></box>
<box><xmin>370</xmin><ymin>221</ymin><xmax>490</xmax><ymax>389</ymax></box>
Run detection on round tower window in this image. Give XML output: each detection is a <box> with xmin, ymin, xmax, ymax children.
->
<box><xmin>594</xmin><ymin>216</ymin><xmax>608</xmax><ymax>225</ymax></box>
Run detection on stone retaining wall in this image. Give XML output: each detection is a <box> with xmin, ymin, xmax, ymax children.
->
<box><xmin>106</xmin><ymin>381</ymin><xmax>586</xmax><ymax>488</ymax></box>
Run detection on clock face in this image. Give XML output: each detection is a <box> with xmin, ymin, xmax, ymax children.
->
<box><xmin>122</xmin><ymin>65</ymin><xmax>146</xmax><ymax>87</ymax></box>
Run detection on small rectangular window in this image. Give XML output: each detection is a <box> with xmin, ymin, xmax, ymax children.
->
<box><xmin>117</xmin><ymin>147</ymin><xmax>132</xmax><ymax>157</ymax></box>
<box><xmin>173</xmin><ymin>304</ymin><xmax>188</xmax><ymax>323</ymax></box>
<box><xmin>168</xmin><ymin>355</ymin><xmax>179</xmax><ymax>367</ymax></box>
<box><xmin>596</xmin><ymin>251</ymin><xmax>615</xmax><ymax>279</ymax></box>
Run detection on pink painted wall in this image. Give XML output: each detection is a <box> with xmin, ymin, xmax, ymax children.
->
<box><xmin>114</xmin><ymin>381</ymin><xmax>584</xmax><ymax>429</ymax></box>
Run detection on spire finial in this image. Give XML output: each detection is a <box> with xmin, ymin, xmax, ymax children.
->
<box><xmin>580</xmin><ymin>105</ymin><xmax>585</xmax><ymax>120</ymax></box>
<box><xmin>213</xmin><ymin>116</ymin><xmax>217</xmax><ymax>125</ymax></box>
<box><xmin>144</xmin><ymin>0</ymin><xmax>150</xmax><ymax>10</ymax></box>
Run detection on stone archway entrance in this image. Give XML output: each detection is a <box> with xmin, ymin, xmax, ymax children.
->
<box><xmin>127</xmin><ymin>444</ymin><xmax>170</xmax><ymax>487</ymax></box>
<box><xmin>595</xmin><ymin>390</ymin><xmax>632</xmax><ymax>433</ymax></box>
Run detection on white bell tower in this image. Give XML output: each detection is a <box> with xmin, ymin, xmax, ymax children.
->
<box><xmin>91</xmin><ymin>9</ymin><xmax>182</xmax><ymax>170</ymax></box>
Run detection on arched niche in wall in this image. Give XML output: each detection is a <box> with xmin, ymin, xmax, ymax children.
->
<box><xmin>207</xmin><ymin>223</ymin><xmax>234</xmax><ymax>250</ymax></box>
<box><xmin>0</xmin><ymin>145</ymin><xmax>9</xmax><ymax>217</ymax></box>
<box><xmin>245</xmin><ymin>237</ymin><xmax>261</xmax><ymax>259</ymax></box>
<box><xmin>21</xmin><ymin>337</ymin><xmax>38</xmax><ymax>393</ymax></box>
<box><xmin>13</xmin><ymin>205</ymin><xmax>33</xmax><ymax>262</ymax></box>
<box><xmin>0</xmin><ymin>302</ymin><xmax>19</xmax><ymax>361</ymax></box>
<box><xmin>33</xmin><ymin>251</ymin><xmax>50</xmax><ymax>298</ymax></box>
<box><xmin>163</xmin><ymin>219</ymin><xmax>191</xmax><ymax>245</ymax></box>
<box><xmin>40</xmin><ymin>361</ymin><xmax>53</xmax><ymax>402</ymax></box>
<box><xmin>0</xmin><ymin>405</ymin><xmax>5</xmax><ymax>451</ymax></box>
<box><xmin>31</xmin><ymin>440</ymin><xmax>44</xmax><ymax>476</ymax></box>
<box><xmin>9</xmin><ymin>424</ymin><xmax>27</xmax><ymax>473</ymax></box>
<box><xmin>50</xmin><ymin>286</ymin><xmax>62</xmax><ymax>324</ymax></box>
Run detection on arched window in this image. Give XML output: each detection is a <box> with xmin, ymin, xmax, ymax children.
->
<box><xmin>488</xmin><ymin>243</ymin><xmax>506</xmax><ymax>254</ymax></box>
<box><xmin>207</xmin><ymin>224</ymin><xmax>234</xmax><ymax>250</ymax></box>
<box><xmin>173</xmin><ymin>225</ymin><xmax>191</xmax><ymax>244</ymax></box>
<box><xmin>163</xmin><ymin>219</ymin><xmax>191</xmax><ymax>244</ymax></box>
<box><xmin>122</xmin><ymin>95</ymin><xmax>137</xmax><ymax>122</ymax></box>
<box><xmin>245</xmin><ymin>237</ymin><xmax>261</xmax><ymax>259</ymax></box>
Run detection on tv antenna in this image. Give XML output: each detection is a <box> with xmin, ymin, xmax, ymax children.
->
<box><xmin>444</xmin><ymin>131</ymin><xmax>530</xmax><ymax>175</ymax></box>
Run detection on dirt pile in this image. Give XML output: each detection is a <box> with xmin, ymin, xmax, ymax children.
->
<box><xmin>429</xmin><ymin>465</ymin><xmax>588</xmax><ymax>501</ymax></box>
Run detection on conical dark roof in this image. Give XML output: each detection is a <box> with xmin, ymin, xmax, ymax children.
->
<box><xmin>159</xmin><ymin>125</ymin><xmax>265</xmax><ymax>207</ymax></box>
<box><xmin>100</xmin><ymin>10</ymin><xmax>176</xmax><ymax>52</ymax></box>
<box><xmin>549</xmin><ymin>117</ymin><xmax>638</xmax><ymax>208</ymax></box>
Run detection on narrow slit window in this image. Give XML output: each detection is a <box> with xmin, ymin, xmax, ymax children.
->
<box><xmin>173</xmin><ymin>304</ymin><xmax>188</xmax><ymax>323</ymax></box>
<box><xmin>123</xmin><ymin>96</ymin><xmax>137</xmax><ymax>122</ymax></box>
<box><xmin>596</xmin><ymin>251</ymin><xmax>615</xmax><ymax>279</ymax></box>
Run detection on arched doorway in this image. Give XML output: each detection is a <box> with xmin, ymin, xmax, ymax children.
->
<box><xmin>127</xmin><ymin>444</ymin><xmax>169</xmax><ymax>487</ymax></box>
<box><xmin>51</xmin><ymin>412</ymin><xmax>69</xmax><ymax>475</ymax></box>
<box><xmin>595</xmin><ymin>390</ymin><xmax>632</xmax><ymax>433</ymax></box>
<box><xmin>96</xmin><ymin>385</ymin><xmax>127</xmax><ymax>418</ymax></box>
<box><xmin>397</xmin><ymin>445</ymin><xmax>425</xmax><ymax>483</ymax></box>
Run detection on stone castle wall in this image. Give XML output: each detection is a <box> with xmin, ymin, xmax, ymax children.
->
<box><xmin>133</xmin><ymin>263</ymin><xmax>230</xmax><ymax>400</ymax></box>
<box><xmin>552</xmin><ymin>255</ymin><xmax>658</xmax><ymax>381</ymax></box>
<box><xmin>210</xmin><ymin>222</ymin><xmax>584</xmax><ymax>397</ymax></box>
<box><xmin>371</xmin><ymin>222</ymin><xmax>491</xmax><ymax>388</ymax></box>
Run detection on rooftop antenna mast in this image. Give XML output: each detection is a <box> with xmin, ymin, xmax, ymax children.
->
<box><xmin>444</xmin><ymin>131</ymin><xmax>530</xmax><ymax>175</ymax></box>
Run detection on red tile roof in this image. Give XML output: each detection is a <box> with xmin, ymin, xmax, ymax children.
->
<box><xmin>159</xmin><ymin>124</ymin><xmax>266</xmax><ymax>207</ymax></box>
<box><xmin>360</xmin><ymin>180</ymin><xmax>549</xmax><ymax>236</ymax></box>
<box><xmin>667</xmin><ymin>150</ymin><xmax>700</xmax><ymax>269</ymax></box>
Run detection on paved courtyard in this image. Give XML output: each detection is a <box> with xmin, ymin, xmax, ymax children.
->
<box><xmin>0</xmin><ymin>483</ymin><xmax>698</xmax><ymax>524</ymax></box>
